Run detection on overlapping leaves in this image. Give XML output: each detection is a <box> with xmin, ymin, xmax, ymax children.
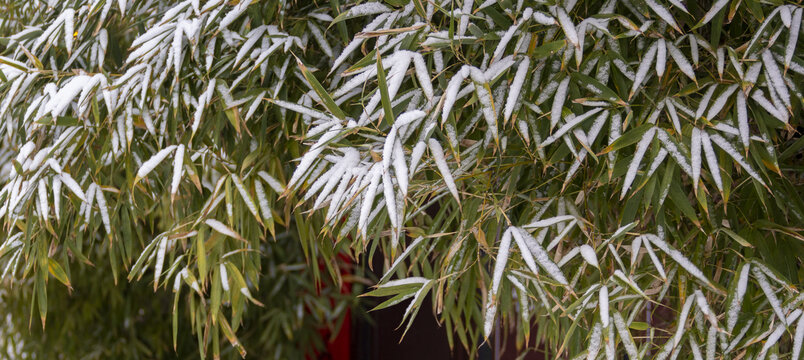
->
<box><xmin>284</xmin><ymin>0</ymin><xmax>804</xmax><ymax>358</ymax></box>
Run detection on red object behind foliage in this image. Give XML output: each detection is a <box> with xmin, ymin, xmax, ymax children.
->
<box><xmin>312</xmin><ymin>254</ymin><xmax>353</xmax><ymax>360</ymax></box>
<box><xmin>321</xmin><ymin>308</ymin><xmax>351</xmax><ymax>359</ymax></box>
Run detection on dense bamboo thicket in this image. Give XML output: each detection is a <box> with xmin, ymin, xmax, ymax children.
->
<box><xmin>0</xmin><ymin>0</ymin><xmax>803</xmax><ymax>359</ymax></box>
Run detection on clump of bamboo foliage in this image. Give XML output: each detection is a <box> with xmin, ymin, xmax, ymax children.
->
<box><xmin>0</xmin><ymin>0</ymin><xmax>802</xmax><ymax>359</ymax></box>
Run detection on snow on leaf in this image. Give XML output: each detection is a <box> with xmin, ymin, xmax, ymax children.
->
<box><xmin>785</xmin><ymin>8</ymin><xmax>802</xmax><ymax>71</ymax></box>
<box><xmin>587</xmin><ymin>322</ymin><xmax>603</xmax><ymax>360</ymax></box>
<box><xmin>409</xmin><ymin>141</ymin><xmax>427</xmax><ymax>175</ymax></box>
<box><xmin>550</xmin><ymin>77</ymin><xmax>571</xmax><ymax>129</ymax></box>
<box><xmin>694</xmin><ymin>289</ymin><xmax>720</xmax><ymax>329</ymax></box>
<box><xmin>542</xmin><ymin>108</ymin><xmax>603</xmax><ymax>147</ymax></box>
<box><xmin>656</xmin><ymin>129</ymin><xmax>694</xmax><ymax>176</ymax></box>
<box><xmin>758</xmin><ymin>311</ymin><xmax>802</xmax><ymax>360</ymax></box>
<box><xmin>605</xmin><ymin>320</ymin><xmax>616</xmax><ymax>360</ymax></box>
<box><xmin>412</xmin><ymin>53</ymin><xmax>433</xmax><ymax>101</ymax></box>
<box><xmin>382</xmin><ymin>171</ymin><xmax>398</xmax><ymax>231</ymax></box>
<box><xmin>153</xmin><ymin>238</ymin><xmax>167</xmax><ymax>291</ymax></box>
<box><xmin>82</xmin><ymin>183</ymin><xmax>97</xmax><ymax>224</ymax></box>
<box><xmin>557</xmin><ymin>247</ymin><xmax>580</xmax><ymax>267</ymax></box>
<box><xmin>705</xmin><ymin>84</ymin><xmax>738</xmax><ymax>120</ymax></box>
<box><xmin>726</xmin><ymin>263</ymin><xmax>750</xmax><ymax>333</ymax></box>
<box><xmin>579</xmin><ymin>245</ymin><xmax>599</xmax><ymax>269</ymax></box>
<box><xmin>532</xmin><ymin>11</ymin><xmax>556</xmax><ymax>25</ymax></box>
<box><xmin>219</xmin><ymin>0</ymin><xmax>251</xmax><ymax>30</ymax></box>
<box><xmin>220</xmin><ymin>264</ymin><xmax>229</xmax><ymax>292</ymax></box>
<box><xmin>646</xmin><ymin>234</ymin><xmax>719</xmax><ymax>292</ymax></box>
<box><xmin>762</xmin><ymin>50</ymin><xmax>792</xmax><ymax>110</ymax></box>
<box><xmin>485</xmin><ymin>228</ymin><xmax>513</xmax><ymax>337</ymax></box>
<box><xmin>523</xmin><ymin>215</ymin><xmax>576</xmax><ymax>228</ymax></box>
<box><xmin>696</xmin><ymin>0</ymin><xmax>730</xmax><ymax>28</ymax></box>
<box><xmin>287</xmin><ymin>124</ymin><xmax>343</xmax><ymax>189</ymax></box>
<box><xmin>358</xmin><ymin>164</ymin><xmax>382</xmax><ymax>238</ymax></box>
<box><xmin>510</xmin><ymin>226</ymin><xmax>541</xmax><ymax>275</ymax></box>
<box><xmin>331</xmin><ymin>15</ymin><xmax>388</xmax><ymax>73</ymax></box>
<box><xmin>95</xmin><ymin>186</ymin><xmax>112</xmax><ymax>235</ymax></box>
<box><xmin>428</xmin><ymin>139</ymin><xmax>460</xmax><ymax>202</ymax></box>
<box><xmin>613</xmin><ymin>311</ymin><xmax>639</xmax><ymax>360</ymax></box>
<box><xmin>231</xmin><ymin>174</ymin><xmax>261</xmax><ymax>224</ymax></box>
<box><xmin>750</xmin><ymin>89</ymin><xmax>788</xmax><ymax>123</ymax></box>
<box><xmin>793</xmin><ymin>312</ymin><xmax>804</xmax><ymax>360</ymax></box>
<box><xmin>515</xmin><ymin>227</ymin><xmax>568</xmax><ymax>285</ymax></box>
<box><xmin>736</xmin><ymin>90</ymin><xmax>750</xmax><ymax>151</ymax></box>
<box><xmin>37</xmin><ymin>179</ymin><xmax>48</xmax><ymax>219</ymax></box>
<box><xmin>257</xmin><ymin>171</ymin><xmax>285</xmax><ymax>194</ymax></box>
<box><xmin>751</xmin><ymin>266</ymin><xmax>787</xmax><ymax>325</ymax></box>
<box><xmin>393</xmin><ymin>139</ymin><xmax>409</xmax><ymax>197</ymax></box>
<box><xmin>170</xmin><ymin>144</ymin><xmax>185</xmax><ymax>200</ymax></box>
<box><xmin>473</xmin><ymin>80</ymin><xmax>498</xmax><ymax>142</ymax></box>
<box><xmin>656</xmin><ymin>39</ymin><xmax>667</xmax><ymax>76</ymax></box>
<box><xmin>254</xmin><ymin>180</ymin><xmax>272</xmax><ymax>224</ymax></box>
<box><xmin>645</xmin><ymin>0</ymin><xmax>682</xmax><ymax>32</ymax></box>
<box><xmin>63</xmin><ymin>8</ymin><xmax>75</xmax><ymax>54</ymax></box>
<box><xmin>696</xmin><ymin>84</ymin><xmax>718</xmax><ymax>120</ymax></box>
<box><xmin>492</xmin><ymin>25</ymin><xmax>518</xmax><ymax>64</ymax></box>
<box><xmin>52</xmin><ymin>178</ymin><xmax>62</xmax><ymax>222</ymax></box>
<box><xmin>307</xmin><ymin>23</ymin><xmax>332</xmax><ymax>59</ymax></box>
<box><xmin>613</xmin><ymin>269</ymin><xmax>647</xmax><ymax>298</ymax></box>
<box><xmin>691</xmin><ymin>128</ymin><xmax>702</xmax><ymax>189</ymax></box>
<box><xmin>630</xmin><ymin>41</ymin><xmax>658</xmax><ymax>100</ymax></box>
<box><xmin>59</xmin><ymin>172</ymin><xmax>86</xmax><ymax>202</ymax></box>
<box><xmin>380</xmin><ymin>237</ymin><xmax>424</xmax><ymax>283</ymax></box>
<box><xmin>643</xmin><ymin>239</ymin><xmax>667</xmax><ymax>280</ymax></box>
<box><xmin>346</xmin><ymin>2</ymin><xmax>391</xmax><ymax>18</ymax></box>
<box><xmin>205</xmin><ymin>219</ymin><xmax>244</xmax><ymax>241</ymax></box>
<box><xmin>491</xmin><ymin>228</ymin><xmax>513</xmax><ymax>296</ymax></box>
<box><xmin>708</xmin><ymin>133</ymin><xmax>766</xmax><ymax>186</ymax></box>
<box><xmin>599</xmin><ymin>286</ymin><xmax>609</xmax><ymax>328</ymax></box>
<box><xmin>135</xmin><ymin>145</ymin><xmax>178</xmax><ymax>185</ymax></box>
<box><xmin>621</xmin><ymin>127</ymin><xmax>656</xmax><ymax>199</ymax></box>
<box><xmin>556</xmin><ymin>6</ymin><xmax>579</xmax><ymax>49</ymax></box>
<box><xmin>700</xmin><ymin>132</ymin><xmax>724</xmax><ymax>192</ymax></box>
<box><xmin>673</xmin><ymin>294</ymin><xmax>696</xmax><ymax>348</ymax></box>
<box><xmin>504</xmin><ymin>57</ymin><xmax>530</xmax><ymax>122</ymax></box>
<box><xmin>689</xmin><ymin>336</ymin><xmax>704</xmax><ymax>360</ymax></box>
<box><xmin>706</xmin><ymin>326</ymin><xmax>716</xmax><ymax>360</ymax></box>
<box><xmin>664</xmin><ymin>98</ymin><xmax>682</xmax><ymax>133</ymax></box>
<box><xmin>667</xmin><ymin>41</ymin><xmax>696</xmax><ymax>82</ymax></box>
<box><xmin>442</xmin><ymin>66</ymin><xmax>469</xmax><ymax>123</ymax></box>
<box><xmin>545</xmin><ymin>219</ymin><xmax>577</xmax><ymax>251</ymax></box>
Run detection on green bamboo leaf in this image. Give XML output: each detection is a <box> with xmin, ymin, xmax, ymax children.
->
<box><xmin>172</xmin><ymin>284</ymin><xmax>181</xmax><ymax>351</ymax></box>
<box><xmin>329</xmin><ymin>2</ymin><xmax>391</xmax><ymax>27</ymax></box>
<box><xmin>210</xmin><ymin>265</ymin><xmax>222</xmax><ymax>324</ymax></box>
<box><xmin>295</xmin><ymin>57</ymin><xmax>347</xmax><ymax>120</ymax></box>
<box><xmin>571</xmin><ymin>71</ymin><xmax>625</xmax><ymax>105</ymax></box>
<box><xmin>530</xmin><ymin>40</ymin><xmax>567</xmax><ymax>60</ymax></box>
<box><xmin>668</xmin><ymin>180</ymin><xmax>701</xmax><ymax>227</ymax></box>
<box><xmin>376</xmin><ymin>51</ymin><xmax>395</xmax><ymax>124</ymax></box>
<box><xmin>218</xmin><ymin>313</ymin><xmax>247</xmax><ymax>358</ymax></box>
<box><xmin>370</xmin><ymin>288</ymin><xmax>418</xmax><ymax>311</ymax></box>
<box><xmin>36</xmin><ymin>270</ymin><xmax>47</xmax><ymax>329</ymax></box>
<box><xmin>717</xmin><ymin>228</ymin><xmax>753</xmax><ymax>247</ymax></box>
<box><xmin>47</xmin><ymin>258</ymin><xmax>72</xmax><ymax>290</ymax></box>
<box><xmin>599</xmin><ymin>124</ymin><xmax>654</xmax><ymax>155</ymax></box>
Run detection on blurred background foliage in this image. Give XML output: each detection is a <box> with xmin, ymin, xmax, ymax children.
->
<box><xmin>0</xmin><ymin>226</ymin><xmax>362</xmax><ymax>359</ymax></box>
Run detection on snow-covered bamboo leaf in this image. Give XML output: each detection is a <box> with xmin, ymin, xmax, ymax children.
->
<box><xmin>134</xmin><ymin>145</ymin><xmax>178</xmax><ymax>185</ymax></box>
<box><xmin>428</xmin><ymin>139</ymin><xmax>459</xmax><ymax>203</ymax></box>
<box><xmin>205</xmin><ymin>219</ymin><xmax>244</xmax><ymax>242</ymax></box>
